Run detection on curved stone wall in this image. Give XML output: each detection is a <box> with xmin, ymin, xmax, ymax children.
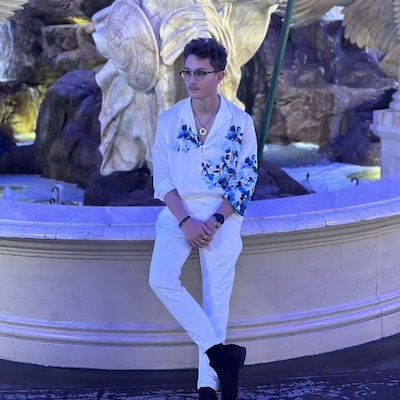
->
<box><xmin>0</xmin><ymin>174</ymin><xmax>400</xmax><ymax>369</ymax></box>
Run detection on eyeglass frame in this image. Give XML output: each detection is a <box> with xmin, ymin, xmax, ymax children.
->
<box><xmin>179</xmin><ymin>69</ymin><xmax>221</xmax><ymax>81</ymax></box>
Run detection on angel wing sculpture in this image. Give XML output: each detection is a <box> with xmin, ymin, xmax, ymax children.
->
<box><xmin>278</xmin><ymin>0</ymin><xmax>400</xmax><ymax>80</ymax></box>
<box><xmin>0</xmin><ymin>0</ymin><xmax>27</xmax><ymax>23</ymax></box>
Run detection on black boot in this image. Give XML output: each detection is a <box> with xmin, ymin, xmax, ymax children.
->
<box><xmin>206</xmin><ymin>343</ymin><xmax>246</xmax><ymax>400</ymax></box>
<box><xmin>198</xmin><ymin>387</ymin><xmax>218</xmax><ymax>400</ymax></box>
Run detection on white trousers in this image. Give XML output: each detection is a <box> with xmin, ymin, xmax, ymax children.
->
<box><xmin>149</xmin><ymin>196</ymin><xmax>243</xmax><ymax>390</ymax></box>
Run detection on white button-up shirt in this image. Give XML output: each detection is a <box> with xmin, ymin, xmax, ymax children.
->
<box><xmin>153</xmin><ymin>97</ymin><xmax>258</xmax><ymax>216</ymax></box>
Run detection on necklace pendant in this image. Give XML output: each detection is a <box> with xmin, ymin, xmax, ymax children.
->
<box><xmin>199</xmin><ymin>127</ymin><xmax>207</xmax><ymax>136</ymax></box>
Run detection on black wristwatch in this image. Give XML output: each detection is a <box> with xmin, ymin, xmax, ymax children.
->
<box><xmin>213</xmin><ymin>213</ymin><xmax>225</xmax><ymax>225</ymax></box>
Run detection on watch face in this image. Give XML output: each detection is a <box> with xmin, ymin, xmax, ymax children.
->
<box><xmin>214</xmin><ymin>213</ymin><xmax>224</xmax><ymax>224</ymax></box>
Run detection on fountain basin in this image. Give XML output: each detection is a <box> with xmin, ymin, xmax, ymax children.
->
<box><xmin>0</xmin><ymin>173</ymin><xmax>400</xmax><ymax>370</ymax></box>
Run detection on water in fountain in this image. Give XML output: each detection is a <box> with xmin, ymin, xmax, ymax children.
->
<box><xmin>0</xmin><ymin>174</ymin><xmax>84</xmax><ymax>205</ymax></box>
<box><xmin>264</xmin><ymin>142</ymin><xmax>380</xmax><ymax>193</ymax></box>
<box><xmin>0</xmin><ymin>21</ymin><xmax>16</xmax><ymax>82</ymax></box>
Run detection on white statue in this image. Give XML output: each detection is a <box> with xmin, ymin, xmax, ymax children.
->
<box><xmin>278</xmin><ymin>0</ymin><xmax>400</xmax><ymax>81</ymax></box>
<box><xmin>92</xmin><ymin>0</ymin><xmax>280</xmax><ymax>176</ymax></box>
<box><xmin>0</xmin><ymin>0</ymin><xmax>27</xmax><ymax>23</ymax></box>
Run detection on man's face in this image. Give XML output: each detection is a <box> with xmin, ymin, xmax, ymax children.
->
<box><xmin>182</xmin><ymin>55</ymin><xmax>224</xmax><ymax>101</ymax></box>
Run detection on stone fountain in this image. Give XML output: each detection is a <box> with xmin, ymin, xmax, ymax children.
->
<box><xmin>1</xmin><ymin>0</ymin><xmax>400</xmax><ymax>371</ymax></box>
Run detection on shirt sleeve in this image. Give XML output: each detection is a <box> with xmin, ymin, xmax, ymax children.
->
<box><xmin>152</xmin><ymin>116</ymin><xmax>176</xmax><ymax>202</ymax></box>
<box><xmin>222</xmin><ymin>114</ymin><xmax>258</xmax><ymax>216</ymax></box>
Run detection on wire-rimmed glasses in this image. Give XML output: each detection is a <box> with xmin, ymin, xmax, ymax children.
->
<box><xmin>179</xmin><ymin>69</ymin><xmax>219</xmax><ymax>81</ymax></box>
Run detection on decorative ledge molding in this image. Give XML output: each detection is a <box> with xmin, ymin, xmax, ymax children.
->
<box><xmin>0</xmin><ymin>174</ymin><xmax>400</xmax><ymax>369</ymax></box>
<box><xmin>0</xmin><ymin>290</ymin><xmax>399</xmax><ymax>346</ymax></box>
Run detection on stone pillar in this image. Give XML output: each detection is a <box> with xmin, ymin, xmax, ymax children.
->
<box><xmin>370</xmin><ymin>65</ymin><xmax>400</xmax><ymax>178</ymax></box>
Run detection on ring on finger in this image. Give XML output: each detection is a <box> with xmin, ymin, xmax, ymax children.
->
<box><xmin>202</xmin><ymin>235</ymin><xmax>208</xmax><ymax>240</ymax></box>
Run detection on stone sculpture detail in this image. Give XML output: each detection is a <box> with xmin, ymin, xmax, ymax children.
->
<box><xmin>92</xmin><ymin>0</ymin><xmax>280</xmax><ymax>176</ymax></box>
<box><xmin>0</xmin><ymin>1</ymin><xmax>27</xmax><ymax>23</ymax></box>
<box><xmin>278</xmin><ymin>0</ymin><xmax>400</xmax><ymax>80</ymax></box>
<box><xmin>106</xmin><ymin>0</ymin><xmax>159</xmax><ymax>92</ymax></box>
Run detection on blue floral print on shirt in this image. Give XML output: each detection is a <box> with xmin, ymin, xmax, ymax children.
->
<box><xmin>223</xmin><ymin>153</ymin><xmax>258</xmax><ymax>215</ymax></box>
<box><xmin>202</xmin><ymin>125</ymin><xmax>258</xmax><ymax>216</ymax></box>
<box><xmin>172</xmin><ymin>124</ymin><xmax>199</xmax><ymax>152</ymax></box>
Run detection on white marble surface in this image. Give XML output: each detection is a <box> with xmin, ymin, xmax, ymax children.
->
<box><xmin>372</xmin><ymin>106</ymin><xmax>400</xmax><ymax>178</ymax></box>
<box><xmin>1</xmin><ymin>173</ymin><xmax>400</xmax><ymax>240</ymax></box>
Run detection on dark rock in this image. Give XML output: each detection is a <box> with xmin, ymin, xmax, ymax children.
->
<box><xmin>0</xmin><ymin>124</ymin><xmax>38</xmax><ymax>175</ymax></box>
<box><xmin>33</xmin><ymin>69</ymin><xmax>102</xmax><ymax>186</ymax></box>
<box><xmin>0</xmin><ymin>126</ymin><xmax>15</xmax><ymax>155</ymax></box>
<box><xmin>39</xmin><ymin>24</ymin><xmax>105</xmax><ymax>72</ymax></box>
<box><xmin>27</xmin><ymin>0</ymin><xmax>85</xmax><ymax>21</ymax></box>
<box><xmin>319</xmin><ymin>88</ymin><xmax>396</xmax><ymax>165</ymax></box>
<box><xmin>238</xmin><ymin>15</ymin><xmax>396</xmax><ymax>166</ymax></box>
<box><xmin>76</xmin><ymin>0</ymin><xmax>115</xmax><ymax>18</ymax></box>
<box><xmin>0</xmin><ymin>144</ymin><xmax>38</xmax><ymax>175</ymax></box>
<box><xmin>253</xmin><ymin>160</ymin><xmax>310</xmax><ymax>200</ymax></box>
<box><xmin>84</xmin><ymin>167</ymin><xmax>160</xmax><ymax>206</ymax></box>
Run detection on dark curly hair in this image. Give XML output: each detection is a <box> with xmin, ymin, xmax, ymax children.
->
<box><xmin>183</xmin><ymin>37</ymin><xmax>227</xmax><ymax>72</ymax></box>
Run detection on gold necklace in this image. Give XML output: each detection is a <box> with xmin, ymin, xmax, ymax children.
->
<box><xmin>192</xmin><ymin>100</ymin><xmax>220</xmax><ymax>136</ymax></box>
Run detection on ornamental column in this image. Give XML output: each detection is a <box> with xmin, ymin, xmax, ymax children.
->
<box><xmin>370</xmin><ymin>62</ymin><xmax>400</xmax><ymax>178</ymax></box>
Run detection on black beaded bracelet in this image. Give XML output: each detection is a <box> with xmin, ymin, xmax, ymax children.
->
<box><xmin>178</xmin><ymin>215</ymin><xmax>191</xmax><ymax>228</ymax></box>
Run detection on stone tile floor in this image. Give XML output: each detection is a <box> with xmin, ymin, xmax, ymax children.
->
<box><xmin>0</xmin><ymin>371</ymin><xmax>399</xmax><ymax>399</ymax></box>
<box><xmin>1</xmin><ymin>334</ymin><xmax>400</xmax><ymax>399</ymax></box>
<box><xmin>0</xmin><ymin>370</ymin><xmax>399</xmax><ymax>399</ymax></box>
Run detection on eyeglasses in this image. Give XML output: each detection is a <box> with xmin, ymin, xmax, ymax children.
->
<box><xmin>179</xmin><ymin>69</ymin><xmax>219</xmax><ymax>81</ymax></box>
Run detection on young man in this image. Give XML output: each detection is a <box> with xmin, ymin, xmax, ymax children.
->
<box><xmin>149</xmin><ymin>37</ymin><xmax>258</xmax><ymax>400</ymax></box>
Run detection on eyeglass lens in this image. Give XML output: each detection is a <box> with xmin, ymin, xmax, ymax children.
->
<box><xmin>180</xmin><ymin>70</ymin><xmax>216</xmax><ymax>81</ymax></box>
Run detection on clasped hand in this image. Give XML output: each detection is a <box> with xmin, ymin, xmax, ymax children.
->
<box><xmin>181</xmin><ymin>217</ymin><xmax>218</xmax><ymax>248</ymax></box>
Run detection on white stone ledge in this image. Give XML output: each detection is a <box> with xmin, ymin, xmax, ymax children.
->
<box><xmin>2</xmin><ymin>173</ymin><xmax>400</xmax><ymax>240</ymax></box>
